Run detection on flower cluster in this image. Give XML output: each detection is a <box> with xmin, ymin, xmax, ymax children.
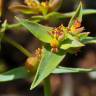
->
<box><xmin>25</xmin><ymin>0</ymin><xmax>49</xmax><ymax>14</ymax></box>
<box><xmin>49</xmin><ymin>24</ymin><xmax>65</xmax><ymax>52</ymax></box>
<box><xmin>49</xmin><ymin>19</ymin><xmax>89</xmax><ymax>53</ymax></box>
<box><xmin>9</xmin><ymin>0</ymin><xmax>62</xmax><ymax>15</ymax></box>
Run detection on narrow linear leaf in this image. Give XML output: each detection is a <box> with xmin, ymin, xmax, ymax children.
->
<box><xmin>63</xmin><ymin>9</ymin><xmax>96</xmax><ymax>18</ymax></box>
<box><xmin>0</xmin><ymin>67</ymin><xmax>30</xmax><ymax>82</ymax></box>
<box><xmin>17</xmin><ymin>18</ymin><xmax>53</xmax><ymax>43</ymax></box>
<box><xmin>45</xmin><ymin>9</ymin><xmax>96</xmax><ymax>21</ymax></box>
<box><xmin>68</xmin><ymin>2</ymin><xmax>82</xmax><ymax>28</ymax></box>
<box><xmin>80</xmin><ymin>37</ymin><xmax>96</xmax><ymax>44</ymax></box>
<box><xmin>53</xmin><ymin>67</ymin><xmax>94</xmax><ymax>74</ymax></box>
<box><xmin>31</xmin><ymin>47</ymin><xmax>66</xmax><ymax>90</ymax></box>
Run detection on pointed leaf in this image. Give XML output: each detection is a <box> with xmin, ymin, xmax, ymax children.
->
<box><xmin>80</xmin><ymin>36</ymin><xmax>96</xmax><ymax>44</ymax></box>
<box><xmin>0</xmin><ymin>67</ymin><xmax>30</xmax><ymax>82</ymax></box>
<box><xmin>53</xmin><ymin>67</ymin><xmax>94</xmax><ymax>74</ymax></box>
<box><xmin>63</xmin><ymin>9</ymin><xmax>96</xmax><ymax>18</ymax></box>
<box><xmin>17</xmin><ymin>18</ymin><xmax>53</xmax><ymax>43</ymax></box>
<box><xmin>68</xmin><ymin>2</ymin><xmax>82</xmax><ymax>28</ymax></box>
<box><xmin>31</xmin><ymin>46</ymin><xmax>66</xmax><ymax>89</ymax></box>
<box><xmin>45</xmin><ymin>9</ymin><xmax>96</xmax><ymax>21</ymax></box>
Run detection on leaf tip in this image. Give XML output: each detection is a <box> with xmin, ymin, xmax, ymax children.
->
<box><xmin>30</xmin><ymin>83</ymin><xmax>36</xmax><ymax>90</ymax></box>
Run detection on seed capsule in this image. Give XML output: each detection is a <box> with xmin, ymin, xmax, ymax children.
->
<box><xmin>25</xmin><ymin>48</ymin><xmax>43</xmax><ymax>73</ymax></box>
<box><xmin>25</xmin><ymin>56</ymin><xmax>39</xmax><ymax>73</ymax></box>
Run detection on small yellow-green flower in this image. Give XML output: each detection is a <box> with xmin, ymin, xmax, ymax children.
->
<box><xmin>9</xmin><ymin>0</ymin><xmax>62</xmax><ymax>15</ymax></box>
<box><xmin>49</xmin><ymin>24</ymin><xmax>65</xmax><ymax>52</ymax></box>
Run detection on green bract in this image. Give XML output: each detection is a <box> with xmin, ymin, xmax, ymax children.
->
<box><xmin>68</xmin><ymin>2</ymin><xmax>82</xmax><ymax>28</ymax></box>
<box><xmin>31</xmin><ymin>46</ymin><xmax>66</xmax><ymax>89</ymax></box>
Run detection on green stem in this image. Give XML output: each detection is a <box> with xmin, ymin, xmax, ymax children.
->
<box><xmin>63</xmin><ymin>9</ymin><xmax>96</xmax><ymax>18</ymax></box>
<box><xmin>1</xmin><ymin>35</ymin><xmax>32</xmax><ymax>57</ymax></box>
<box><xmin>44</xmin><ymin>77</ymin><xmax>52</xmax><ymax>96</ymax></box>
<box><xmin>6</xmin><ymin>23</ymin><xmax>22</xmax><ymax>29</ymax></box>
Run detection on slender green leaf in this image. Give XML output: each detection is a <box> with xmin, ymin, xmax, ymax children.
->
<box><xmin>0</xmin><ymin>67</ymin><xmax>30</xmax><ymax>82</ymax></box>
<box><xmin>63</xmin><ymin>9</ymin><xmax>96</xmax><ymax>18</ymax></box>
<box><xmin>80</xmin><ymin>36</ymin><xmax>96</xmax><ymax>44</ymax></box>
<box><xmin>31</xmin><ymin>46</ymin><xmax>66</xmax><ymax>90</ymax></box>
<box><xmin>45</xmin><ymin>9</ymin><xmax>96</xmax><ymax>21</ymax></box>
<box><xmin>68</xmin><ymin>2</ymin><xmax>82</xmax><ymax>28</ymax></box>
<box><xmin>17</xmin><ymin>18</ymin><xmax>53</xmax><ymax>43</ymax></box>
<box><xmin>53</xmin><ymin>67</ymin><xmax>94</xmax><ymax>74</ymax></box>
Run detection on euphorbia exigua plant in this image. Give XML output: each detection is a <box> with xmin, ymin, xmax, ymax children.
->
<box><xmin>1</xmin><ymin>1</ymin><xmax>96</xmax><ymax>96</ymax></box>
